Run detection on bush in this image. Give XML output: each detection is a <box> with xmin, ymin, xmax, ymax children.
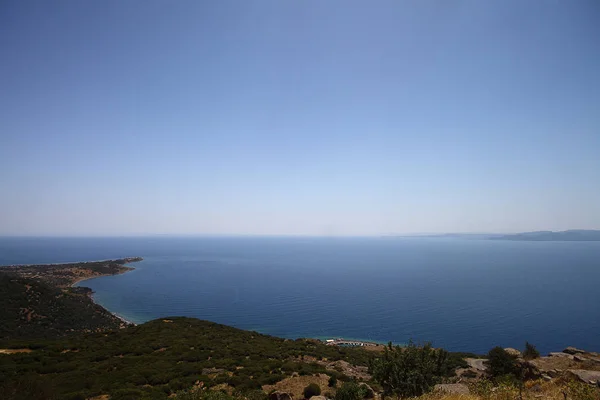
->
<box><xmin>328</xmin><ymin>376</ymin><xmax>337</xmax><ymax>387</ymax></box>
<box><xmin>359</xmin><ymin>384</ymin><xmax>373</xmax><ymax>399</ymax></box>
<box><xmin>334</xmin><ymin>382</ymin><xmax>367</xmax><ymax>400</ymax></box>
<box><xmin>487</xmin><ymin>347</ymin><xmax>520</xmax><ymax>378</ymax></box>
<box><xmin>369</xmin><ymin>341</ymin><xmax>451</xmax><ymax>397</ymax></box>
<box><xmin>303</xmin><ymin>383</ymin><xmax>321</xmax><ymax>399</ymax></box>
<box><xmin>523</xmin><ymin>342</ymin><xmax>540</xmax><ymax>360</ymax></box>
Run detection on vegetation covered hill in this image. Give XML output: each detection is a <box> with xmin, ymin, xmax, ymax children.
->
<box><xmin>0</xmin><ymin>258</ymin><xmax>142</xmax><ymax>341</ymax></box>
<box><xmin>0</xmin><ymin>274</ymin><xmax>126</xmax><ymax>341</ymax></box>
<box><xmin>0</xmin><ymin>257</ymin><xmax>142</xmax><ymax>288</ymax></box>
<box><xmin>0</xmin><ymin>317</ymin><xmax>374</xmax><ymax>400</ymax></box>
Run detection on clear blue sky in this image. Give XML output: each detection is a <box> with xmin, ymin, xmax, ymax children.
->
<box><xmin>1</xmin><ymin>1</ymin><xmax>599</xmax><ymax>236</ymax></box>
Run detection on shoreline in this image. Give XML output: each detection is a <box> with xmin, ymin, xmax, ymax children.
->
<box><xmin>71</xmin><ymin>261</ymin><xmax>140</xmax><ymax>327</ymax></box>
<box><xmin>1</xmin><ymin>256</ymin><xmax>144</xmax><ymax>269</ymax></box>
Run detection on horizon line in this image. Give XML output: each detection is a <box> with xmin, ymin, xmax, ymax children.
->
<box><xmin>1</xmin><ymin>229</ymin><xmax>598</xmax><ymax>239</ymax></box>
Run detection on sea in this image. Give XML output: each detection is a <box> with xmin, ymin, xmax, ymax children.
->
<box><xmin>1</xmin><ymin>236</ymin><xmax>599</xmax><ymax>354</ymax></box>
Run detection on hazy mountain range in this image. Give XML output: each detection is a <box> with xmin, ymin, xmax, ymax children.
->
<box><xmin>491</xmin><ymin>230</ymin><xmax>600</xmax><ymax>241</ymax></box>
<box><xmin>392</xmin><ymin>230</ymin><xmax>600</xmax><ymax>241</ymax></box>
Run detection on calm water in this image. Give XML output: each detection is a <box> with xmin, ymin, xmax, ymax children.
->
<box><xmin>1</xmin><ymin>236</ymin><xmax>599</xmax><ymax>354</ymax></box>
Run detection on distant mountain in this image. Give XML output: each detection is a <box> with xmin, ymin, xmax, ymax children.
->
<box><xmin>492</xmin><ymin>230</ymin><xmax>600</xmax><ymax>241</ymax></box>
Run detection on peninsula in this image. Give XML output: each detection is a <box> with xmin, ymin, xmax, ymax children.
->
<box><xmin>0</xmin><ymin>257</ymin><xmax>142</xmax><ymax>340</ymax></box>
<box><xmin>492</xmin><ymin>230</ymin><xmax>600</xmax><ymax>241</ymax></box>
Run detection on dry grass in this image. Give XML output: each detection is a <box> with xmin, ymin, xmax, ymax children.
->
<box><xmin>263</xmin><ymin>374</ymin><xmax>332</xmax><ymax>399</ymax></box>
<box><xmin>0</xmin><ymin>348</ymin><xmax>32</xmax><ymax>354</ymax></box>
<box><xmin>412</xmin><ymin>379</ymin><xmax>600</xmax><ymax>400</ymax></box>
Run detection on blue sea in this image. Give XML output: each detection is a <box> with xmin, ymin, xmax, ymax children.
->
<box><xmin>1</xmin><ymin>236</ymin><xmax>599</xmax><ymax>354</ymax></box>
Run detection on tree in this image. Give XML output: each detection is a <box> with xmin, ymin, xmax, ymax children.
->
<box><xmin>328</xmin><ymin>376</ymin><xmax>337</xmax><ymax>387</ymax></box>
<box><xmin>487</xmin><ymin>347</ymin><xmax>520</xmax><ymax>378</ymax></box>
<box><xmin>523</xmin><ymin>342</ymin><xmax>540</xmax><ymax>360</ymax></box>
<box><xmin>369</xmin><ymin>341</ymin><xmax>450</xmax><ymax>398</ymax></box>
<box><xmin>303</xmin><ymin>383</ymin><xmax>321</xmax><ymax>399</ymax></box>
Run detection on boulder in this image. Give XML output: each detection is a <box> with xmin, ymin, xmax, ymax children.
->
<box><xmin>466</xmin><ymin>358</ymin><xmax>488</xmax><ymax>371</ymax></box>
<box><xmin>565</xmin><ymin>369</ymin><xmax>600</xmax><ymax>385</ymax></box>
<box><xmin>517</xmin><ymin>359</ymin><xmax>542</xmax><ymax>380</ymax></box>
<box><xmin>530</xmin><ymin>383</ymin><xmax>543</xmax><ymax>391</ymax></box>
<box><xmin>541</xmin><ymin>375</ymin><xmax>552</xmax><ymax>382</ymax></box>
<box><xmin>270</xmin><ymin>391</ymin><xmax>293</xmax><ymax>400</ymax></box>
<box><xmin>548</xmin><ymin>369</ymin><xmax>562</xmax><ymax>378</ymax></box>
<box><xmin>434</xmin><ymin>384</ymin><xmax>470</xmax><ymax>395</ymax></box>
<box><xmin>309</xmin><ymin>396</ymin><xmax>327</xmax><ymax>400</ymax></box>
<box><xmin>549</xmin><ymin>352</ymin><xmax>575</xmax><ymax>359</ymax></box>
<box><xmin>504</xmin><ymin>348</ymin><xmax>522</xmax><ymax>357</ymax></box>
<box><xmin>457</xmin><ymin>368</ymin><xmax>480</xmax><ymax>379</ymax></box>
<box><xmin>564</xmin><ymin>347</ymin><xmax>586</xmax><ymax>355</ymax></box>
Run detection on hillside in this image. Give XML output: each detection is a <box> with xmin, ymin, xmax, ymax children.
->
<box><xmin>0</xmin><ymin>274</ymin><xmax>127</xmax><ymax>341</ymax></box>
<box><xmin>0</xmin><ymin>317</ymin><xmax>374</xmax><ymax>400</ymax></box>
<box><xmin>0</xmin><ymin>257</ymin><xmax>142</xmax><ymax>288</ymax></box>
<box><xmin>0</xmin><ymin>258</ymin><xmax>142</xmax><ymax>341</ymax></box>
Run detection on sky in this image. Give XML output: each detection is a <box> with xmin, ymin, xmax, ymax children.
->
<box><xmin>1</xmin><ymin>1</ymin><xmax>599</xmax><ymax>236</ymax></box>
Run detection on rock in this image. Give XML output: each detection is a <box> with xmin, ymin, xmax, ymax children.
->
<box><xmin>549</xmin><ymin>352</ymin><xmax>575</xmax><ymax>359</ymax></box>
<box><xmin>548</xmin><ymin>369</ymin><xmax>562</xmax><ymax>378</ymax></box>
<box><xmin>541</xmin><ymin>375</ymin><xmax>552</xmax><ymax>382</ymax></box>
<box><xmin>434</xmin><ymin>384</ymin><xmax>470</xmax><ymax>395</ymax></box>
<box><xmin>309</xmin><ymin>396</ymin><xmax>327</xmax><ymax>400</ymax></box>
<box><xmin>504</xmin><ymin>348</ymin><xmax>522</xmax><ymax>357</ymax></box>
<box><xmin>565</xmin><ymin>369</ymin><xmax>600</xmax><ymax>385</ymax></box>
<box><xmin>201</xmin><ymin>367</ymin><xmax>224</xmax><ymax>375</ymax></box>
<box><xmin>530</xmin><ymin>383</ymin><xmax>543</xmax><ymax>391</ymax></box>
<box><xmin>564</xmin><ymin>347</ymin><xmax>586</xmax><ymax>355</ymax></box>
<box><xmin>269</xmin><ymin>391</ymin><xmax>294</xmax><ymax>400</ymax></box>
<box><xmin>457</xmin><ymin>368</ymin><xmax>480</xmax><ymax>378</ymax></box>
<box><xmin>517</xmin><ymin>359</ymin><xmax>542</xmax><ymax>380</ymax></box>
<box><xmin>574</xmin><ymin>355</ymin><xmax>588</xmax><ymax>362</ymax></box>
<box><xmin>466</xmin><ymin>358</ymin><xmax>488</xmax><ymax>371</ymax></box>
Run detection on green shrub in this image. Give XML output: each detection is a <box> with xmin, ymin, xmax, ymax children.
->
<box><xmin>566</xmin><ymin>380</ymin><xmax>600</xmax><ymax>400</ymax></box>
<box><xmin>111</xmin><ymin>388</ymin><xmax>148</xmax><ymax>400</ymax></box>
<box><xmin>523</xmin><ymin>342</ymin><xmax>540</xmax><ymax>360</ymax></box>
<box><xmin>369</xmin><ymin>341</ymin><xmax>451</xmax><ymax>397</ymax></box>
<box><xmin>334</xmin><ymin>382</ymin><xmax>364</xmax><ymax>400</ymax></box>
<box><xmin>470</xmin><ymin>379</ymin><xmax>494</xmax><ymax>397</ymax></box>
<box><xmin>303</xmin><ymin>383</ymin><xmax>321</xmax><ymax>399</ymax></box>
<box><xmin>328</xmin><ymin>375</ymin><xmax>337</xmax><ymax>387</ymax></box>
<box><xmin>486</xmin><ymin>347</ymin><xmax>520</xmax><ymax>378</ymax></box>
<box><xmin>359</xmin><ymin>384</ymin><xmax>373</xmax><ymax>399</ymax></box>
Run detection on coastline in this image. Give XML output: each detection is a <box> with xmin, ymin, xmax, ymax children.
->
<box><xmin>71</xmin><ymin>261</ymin><xmax>140</xmax><ymax>327</ymax></box>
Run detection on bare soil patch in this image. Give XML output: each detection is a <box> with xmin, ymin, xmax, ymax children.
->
<box><xmin>0</xmin><ymin>348</ymin><xmax>32</xmax><ymax>355</ymax></box>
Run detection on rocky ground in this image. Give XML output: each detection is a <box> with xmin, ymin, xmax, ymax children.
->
<box><xmin>456</xmin><ymin>346</ymin><xmax>600</xmax><ymax>386</ymax></box>
<box><xmin>268</xmin><ymin>347</ymin><xmax>600</xmax><ymax>400</ymax></box>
